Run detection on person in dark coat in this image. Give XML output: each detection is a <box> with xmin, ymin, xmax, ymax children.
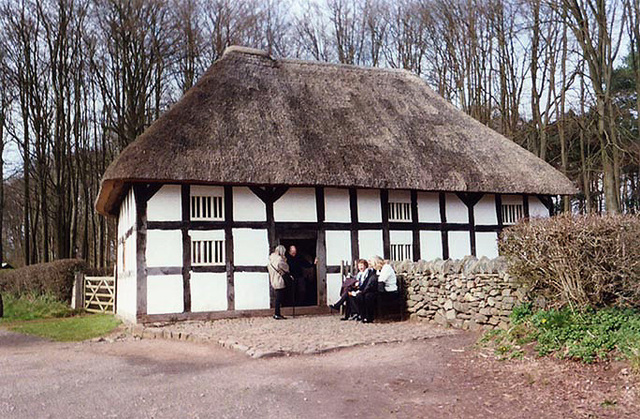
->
<box><xmin>286</xmin><ymin>245</ymin><xmax>317</xmax><ymax>305</ymax></box>
<box><xmin>348</xmin><ymin>261</ymin><xmax>378</xmax><ymax>323</ymax></box>
<box><xmin>330</xmin><ymin>259</ymin><xmax>369</xmax><ymax>320</ymax></box>
<box><xmin>353</xmin><ymin>264</ymin><xmax>378</xmax><ymax>323</ymax></box>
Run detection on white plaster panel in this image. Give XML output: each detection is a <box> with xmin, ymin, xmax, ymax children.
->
<box><xmin>420</xmin><ymin>231</ymin><xmax>443</xmax><ymax>261</ymax></box>
<box><xmin>327</xmin><ymin>273</ymin><xmax>343</xmax><ymax>306</ymax></box>
<box><xmin>448</xmin><ymin>231</ymin><xmax>471</xmax><ymax>259</ymax></box>
<box><xmin>474</xmin><ymin>194</ymin><xmax>498</xmax><ymax>225</ymax></box>
<box><xmin>476</xmin><ymin>232</ymin><xmax>499</xmax><ymax>259</ymax></box>
<box><xmin>116</xmin><ymin>272</ymin><xmax>136</xmax><ymax>323</ymax></box>
<box><xmin>234</xmin><ymin>272</ymin><xmax>270</xmax><ymax>310</ymax></box>
<box><xmin>390</xmin><ymin>230</ymin><xmax>412</xmax><ymax>244</ymax></box>
<box><xmin>233</xmin><ymin>187</ymin><xmax>266</xmax><ymax>222</ymax></box>
<box><xmin>325</xmin><ymin>230</ymin><xmax>352</xmax><ymax>265</ymax></box>
<box><xmin>122</xmin><ymin>234</ymin><xmax>137</xmax><ymax>277</ymax></box>
<box><xmin>324</xmin><ymin>188</ymin><xmax>351</xmax><ymax>223</ymax></box>
<box><xmin>273</xmin><ymin>188</ymin><xmax>317</xmax><ymax>222</ymax></box>
<box><xmin>117</xmin><ymin>241</ymin><xmax>123</xmax><ymax>275</ymax></box>
<box><xmin>147</xmin><ymin>274</ymin><xmax>183</xmax><ymax>315</ymax></box>
<box><xmin>147</xmin><ymin>185</ymin><xmax>181</xmax><ymax>222</ymax></box>
<box><xmin>357</xmin><ymin>189</ymin><xmax>382</xmax><ymax>222</ymax></box>
<box><xmin>446</xmin><ymin>193</ymin><xmax>469</xmax><ymax>224</ymax></box>
<box><xmin>146</xmin><ymin>230</ymin><xmax>183</xmax><ymax>268</ymax></box>
<box><xmin>417</xmin><ymin>192</ymin><xmax>440</xmax><ymax>223</ymax></box>
<box><xmin>233</xmin><ymin>229</ymin><xmax>269</xmax><ymax>266</ymax></box>
<box><xmin>190</xmin><ymin>272</ymin><xmax>228</xmax><ymax>312</ymax></box>
<box><xmin>358</xmin><ymin>230</ymin><xmax>384</xmax><ymax>259</ymax></box>
<box><xmin>189</xmin><ymin>229</ymin><xmax>225</xmax><ymax>241</ymax></box>
<box><xmin>529</xmin><ymin>196</ymin><xmax>550</xmax><ymax>218</ymax></box>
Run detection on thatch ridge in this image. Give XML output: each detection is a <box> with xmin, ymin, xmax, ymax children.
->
<box><xmin>97</xmin><ymin>46</ymin><xmax>575</xmax><ymax>216</ymax></box>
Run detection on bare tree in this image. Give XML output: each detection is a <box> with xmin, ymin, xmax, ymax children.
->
<box><xmin>561</xmin><ymin>0</ymin><xmax>626</xmax><ymax>213</ymax></box>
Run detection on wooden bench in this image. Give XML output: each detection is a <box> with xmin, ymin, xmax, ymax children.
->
<box><xmin>375</xmin><ymin>278</ymin><xmax>405</xmax><ymax>322</ymax></box>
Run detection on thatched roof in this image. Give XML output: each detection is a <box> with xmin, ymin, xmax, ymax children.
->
<box><xmin>97</xmin><ymin>46</ymin><xmax>575</xmax><ymax>216</ymax></box>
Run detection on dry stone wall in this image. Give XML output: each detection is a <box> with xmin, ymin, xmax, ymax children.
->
<box><xmin>393</xmin><ymin>257</ymin><xmax>529</xmax><ymax>330</ymax></box>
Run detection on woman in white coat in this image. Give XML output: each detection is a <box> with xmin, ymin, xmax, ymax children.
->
<box><xmin>267</xmin><ymin>245</ymin><xmax>290</xmax><ymax>320</ymax></box>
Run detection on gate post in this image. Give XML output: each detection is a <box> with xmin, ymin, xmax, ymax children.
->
<box><xmin>71</xmin><ymin>272</ymin><xmax>84</xmax><ymax>310</ymax></box>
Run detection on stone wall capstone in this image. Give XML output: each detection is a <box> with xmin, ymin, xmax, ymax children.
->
<box><xmin>393</xmin><ymin>256</ymin><xmax>529</xmax><ymax>330</ymax></box>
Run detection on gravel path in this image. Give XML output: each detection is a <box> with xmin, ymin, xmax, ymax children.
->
<box><xmin>134</xmin><ymin>315</ymin><xmax>459</xmax><ymax>358</ymax></box>
<box><xmin>2</xmin><ymin>326</ymin><xmax>636</xmax><ymax>418</ymax></box>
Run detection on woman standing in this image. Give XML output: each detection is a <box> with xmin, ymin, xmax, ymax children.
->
<box><xmin>267</xmin><ymin>245</ymin><xmax>290</xmax><ymax>320</ymax></box>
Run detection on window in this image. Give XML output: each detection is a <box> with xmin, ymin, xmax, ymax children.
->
<box><xmin>390</xmin><ymin>243</ymin><xmax>412</xmax><ymax>262</ymax></box>
<box><xmin>191</xmin><ymin>195</ymin><xmax>223</xmax><ymax>220</ymax></box>
<box><xmin>502</xmin><ymin>204</ymin><xmax>524</xmax><ymax>225</ymax></box>
<box><xmin>388</xmin><ymin>202</ymin><xmax>411</xmax><ymax>221</ymax></box>
<box><xmin>192</xmin><ymin>239</ymin><xmax>225</xmax><ymax>265</ymax></box>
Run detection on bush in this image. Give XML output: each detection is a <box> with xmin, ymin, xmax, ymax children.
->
<box><xmin>482</xmin><ymin>305</ymin><xmax>640</xmax><ymax>364</ymax></box>
<box><xmin>0</xmin><ymin>259</ymin><xmax>86</xmax><ymax>302</ymax></box>
<box><xmin>499</xmin><ymin>214</ymin><xmax>640</xmax><ymax>309</ymax></box>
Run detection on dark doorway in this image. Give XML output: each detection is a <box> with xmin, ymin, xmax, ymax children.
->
<box><xmin>278</xmin><ymin>236</ymin><xmax>318</xmax><ymax>307</ymax></box>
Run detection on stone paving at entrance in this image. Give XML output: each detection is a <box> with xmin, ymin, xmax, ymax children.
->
<box><xmin>130</xmin><ymin>314</ymin><xmax>459</xmax><ymax>358</ymax></box>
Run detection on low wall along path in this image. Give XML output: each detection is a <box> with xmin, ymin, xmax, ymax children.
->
<box><xmin>395</xmin><ymin>257</ymin><xmax>528</xmax><ymax>330</ymax></box>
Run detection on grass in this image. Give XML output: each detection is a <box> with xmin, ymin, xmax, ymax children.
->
<box><xmin>481</xmin><ymin>303</ymin><xmax>640</xmax><ymax>364</ymax></box>
<box><xmin>1</xmin><ymin>293</ymin><xmax>121</xmax><ymax>341</ymax></box>
<box><xmin>1</xmin><ymin>293</ymin><xmax>75</xmax><ymax>322</ymax></box>
<box><xmin>7</xmin><ymin>314</ymin><xmax>121</xmax><ymax>342</ymax></box>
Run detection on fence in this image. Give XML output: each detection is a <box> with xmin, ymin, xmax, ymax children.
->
<box><xmin>81</xmin><ymin>275</ymin><xmax>115</xmax><ymax>314</ymax></box>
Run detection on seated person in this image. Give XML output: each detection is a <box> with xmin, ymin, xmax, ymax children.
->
<box><xmin>350</xmin><ymin>259</ymin><xmax>378</xmax><ymax>323</ymax></box>
<box><xmin>330</xmin><ymin>259</ymin><xmax>369</xmax><ymax>320</ymax></box>
<box><xmin>372</xmin><ymin>255</ymin><xmax>398</xmax><ymax>294</ymax></box>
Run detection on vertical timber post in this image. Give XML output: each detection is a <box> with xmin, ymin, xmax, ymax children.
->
<box><xmin>410</xmin><ymin>190</ymin><xmax>421</xmax><ymax>261</ymax></box>
<box><xmin>134</xmin><ymin>185</ymin><xmax>149</xmax><ymax>319</ymax></box>
<box><xmin>439</xmin><ymin>192</ymin><xmax>449</xmax><ymax>260</ymax></box>
<box><xmin>315</xmin><ymin>187</ymin><xmax>327</xmax><ymax>306</ymax></box>
<box><xmin>181</xmin><ymin>185</ymin><xmax>192</xmax><ymax>313</ymax></box>
<box><xmin>349</xmin><ymin>188</ymin><xmax>359</xmax><ymax>263</ymax></box>
<box><xmin>381</xmin><ymin>189</ymin><xmax>390</xmax><ymax>260</ymax></box>
<box><xmin>224</xmin><ymin>186</ymin><xmax>235</xmax><ymax>311</ymax></box>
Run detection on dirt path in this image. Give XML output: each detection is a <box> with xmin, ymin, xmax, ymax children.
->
<box><xmin>0</xmin><ymin>329</ymin><xmax>637</xmax><ymax>418</ymax></box>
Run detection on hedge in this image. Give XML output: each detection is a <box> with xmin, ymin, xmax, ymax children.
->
<box><xmin>0</xmin><ymin>259</ymin><xmax>87</xmax><ymax>302</ymax></box>
<box><xmin>499</xmin><ymin>214</ymin><xmax>640</xmax><ymax>309</ymax></box>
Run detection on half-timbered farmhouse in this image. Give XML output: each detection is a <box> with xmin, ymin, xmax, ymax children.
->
<box><xmin>96</xmin><ymin>46</ymin><xmax>575</xmax><ymax>323</ymax></box>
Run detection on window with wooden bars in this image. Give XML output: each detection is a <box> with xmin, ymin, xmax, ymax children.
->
<box><xmin>191</xmin><ymin>239</ymin><xmax>225</xmax><ymax>265</ymax></box>
<box><xmin>501</xmin><ymin>203</ymin><xmax>524</xmax><ymax>225</ymax></box>
<box><xmin>390</xmin><ymin>243</ymin><xmax>412</xmax><ymax>262</ymax></box>
<box><xmin>191</xmin><ymin>195</ymin><xmax>224</xmax><ymax>220</ymax></box>
<box><xmin>388</xmin><ymin>202</ymin><xmax>411</xmax><ymax>221</ymax></box>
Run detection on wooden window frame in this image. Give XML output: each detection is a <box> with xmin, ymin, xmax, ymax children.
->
<box><xmin>191</xmin><ymin>194</ymin><xmax>224</xmax><ymax>221</ymax></box>
<box><xmin>390</xmin><ymin>243</ymin><xmax>412</xmax><ymax>262</ymax></box>
<box><xmin>191</xmin><ymin>238</ymin><xmax>225</xmax><ymax>266</ymax></box>
<box><xmin>501</xmin><ymin>203</ymin><xmax>524</xmax><ymax>225</ymax></box>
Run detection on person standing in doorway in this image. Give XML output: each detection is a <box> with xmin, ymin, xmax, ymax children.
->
<box><xmin>286</xmin><ymin>245</ymin><xmax>317</xmax><ymax>306</ymax></box>
<box><xmin>268</xmin><ymin>245</ymin><xmax>290</xmax><ymax>320</ymax></box>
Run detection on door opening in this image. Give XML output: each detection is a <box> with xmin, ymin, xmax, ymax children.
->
<box><xmin>278</xmin><ymin>237</ymin><xmax>318</xmax><ymax>307</ymax></box>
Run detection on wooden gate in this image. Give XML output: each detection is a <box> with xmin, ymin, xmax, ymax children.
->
<box><xmin>84</xmin><ymin>276</ymin><xmax>115</xmax><ymax>313</ymax></box>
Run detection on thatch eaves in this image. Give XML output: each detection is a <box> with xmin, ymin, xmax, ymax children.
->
<box><xmin>97</xmin><ymin>46</ymin><xmax>576</xmax><ymax>216</ymax></box>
